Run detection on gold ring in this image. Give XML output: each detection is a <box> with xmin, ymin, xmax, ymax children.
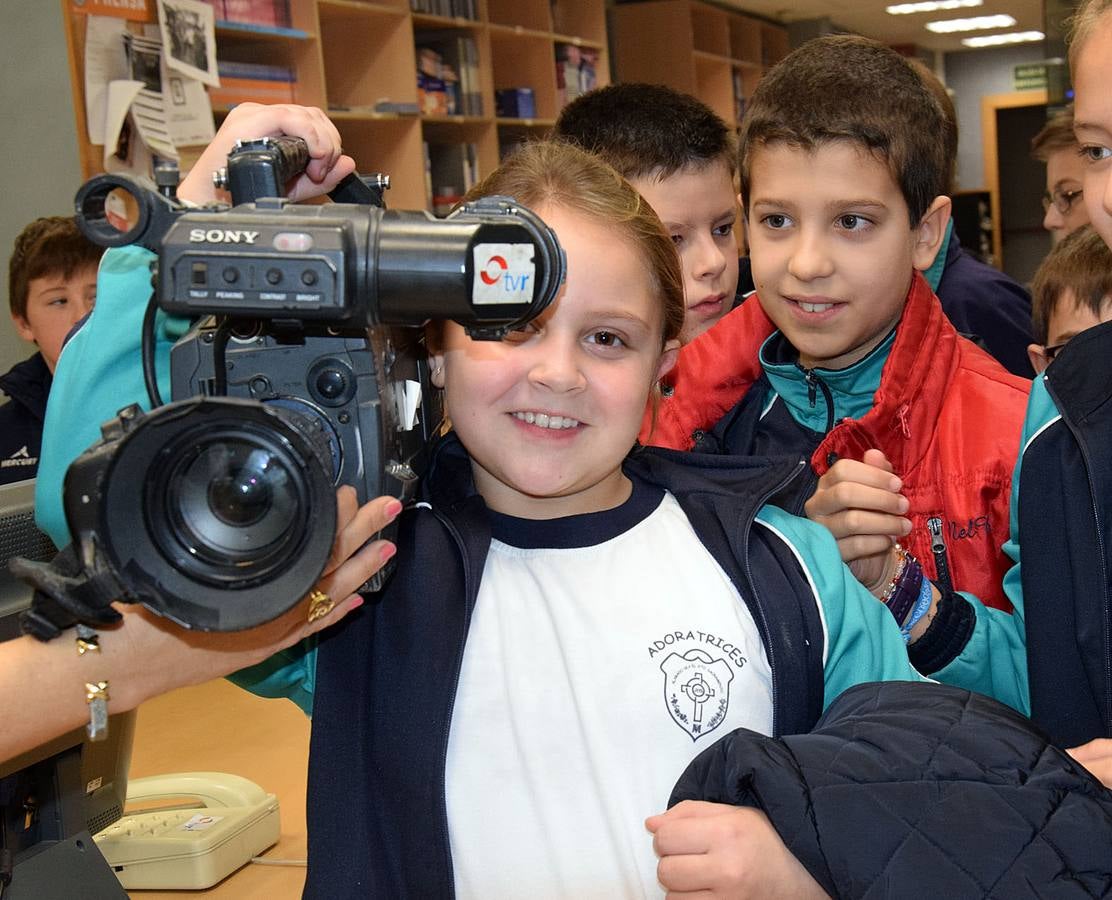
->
<box><xmin>307</xmin><ymin>589</ymin><xmax>336</xmax><ymax>623</ymax></box>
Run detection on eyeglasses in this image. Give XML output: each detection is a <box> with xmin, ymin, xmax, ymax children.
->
<box><xmin>1042</xmin><ymin>187</ymin><xmax>1084</xmax><ymax>215</ymax></box>
<box><xmin>1044</xmin><ymin>341</ymin><xmax>1068</xmax><ymax>362</ymax></box>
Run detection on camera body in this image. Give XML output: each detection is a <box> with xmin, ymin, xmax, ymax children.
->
<box><xmin>16</xmin><ymin>137</ymin><xmax>564</xmax><ymax>637</ymax></box>
<box><xmin>170</xmin><ymin>318</ymin><xmax>436</xmax><ymax>510</ymax></box>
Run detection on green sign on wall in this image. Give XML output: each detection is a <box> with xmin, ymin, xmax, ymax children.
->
<box><xmin>1014</xmin><ymin>63</ymin><xmax>1048</xmax><ymax>90</ymax></box>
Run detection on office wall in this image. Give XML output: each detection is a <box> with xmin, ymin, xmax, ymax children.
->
<box><xmin>943</xmin><ymin>44</ymin><xmax>1047</xmax><ymax>191</ymax></box>
<box><xmin>0</xmin><ymin>1</ymin><xmax>84</xmax><ymax>374</ymax></box>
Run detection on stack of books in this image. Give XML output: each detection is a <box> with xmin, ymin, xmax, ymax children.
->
<box><xmin>424</xmin><ymin>142</ymin><xmax>480</xmax><ymax>215</ymax></box>
<box><xmin>409</xmin><ymin>0</ymin><xmax>477</xmax><ymax>20</ymax></box>
<box><xmin>416</xmin><ymin>36</ymin><xmax>482</xmax><ymax>117</ymax></box>
<box><xmin>202</xmin><ymin>0</ymin><xmax>292</xmax><ymax>27</ymax></box>
<box><xmin>210</xmin><ymin>60</ymin><xmax>296</xmax><ymax>107</ymax></box>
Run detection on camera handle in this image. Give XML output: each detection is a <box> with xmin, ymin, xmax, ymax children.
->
<box><xmin>12</xmin><ymin>545</ymin><xmax>125</xmax><ymax>641</ymax></box>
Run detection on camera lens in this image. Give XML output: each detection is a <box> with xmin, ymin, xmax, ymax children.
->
<box><xmin>90</xmin><ymin>396</ymin><xmax>337</xmax><ymax>631</ymax></box>
<box><xmin>208</xmin><ymin>463</ymin><xmax>272</xmax><ymax>528</ymax></box>
<box><xmin>177</xmin><ymin>442</ymin><xmax>295</xmax><ymax>550</ymax></box>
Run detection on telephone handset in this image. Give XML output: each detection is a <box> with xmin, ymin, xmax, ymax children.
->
<box><xmin>94</xmin><ymin>771</ymin><xmax>281</xmax><ymax>890</ymax></box>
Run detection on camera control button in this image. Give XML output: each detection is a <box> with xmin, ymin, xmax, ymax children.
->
<box><xmin>222</xmin><ymin>267</ymin><xmax>239</xmax><ymax>284</ymax></box>
<box><xmin>301</xmin><ymin>270</ymin><xmax>318</xmax><ymax>286</ymax></box>
<box><xmin>266</xmin><ymin>268</ymin><xmax>283</xmax><ymax>285</ymax></box>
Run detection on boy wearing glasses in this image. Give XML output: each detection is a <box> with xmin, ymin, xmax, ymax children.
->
<box><xmin>1032</xmin><ymin>106</ymin><xmax>1090</xmax><ymax>245</ymax></box>
<box><xmin>1027</xmin><ymin>225</ymin><xmax>1112</xmax><ymax>372</ymax></box>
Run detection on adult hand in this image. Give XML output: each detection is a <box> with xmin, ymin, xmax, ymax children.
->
<box><xmin>0</xmin><ymin>489</ymin><xmax>399</xmax><ymax>763</ymax></box>
<box><xmin>647</xmin><ymin>800</ymin><xmax>829</xmax><ymax>899</ymax></box>
<box><xmin>804</xmin><ymin>448</ymin><xmax>910</xmax><ymax>593</ymax></box>
<box><xmin>178</xmin><ymin>103</ymin><xmax>356</xmax><ymax>205</ymax></box>
<box><xmin>114</xmin><ymin>488</ymin><xmax>399</xmax><ymax>705</ymax></box>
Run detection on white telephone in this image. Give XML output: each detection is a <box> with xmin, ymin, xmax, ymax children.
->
<box><xmin>93</xmin><ymin>771</ymin><xmax>281</xmax><ymax>890</ymax></box>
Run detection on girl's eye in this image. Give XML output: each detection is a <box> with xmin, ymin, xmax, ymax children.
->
<box><xmin>1080</xmin><ymin>144</ymin><xmax>1112</xmax><ymax>163</ymax></box>
<box><xmin>670</xmin><ymin>233</ymin><xmax>684</xmax><ymax>246</ymax></box>
<box><xmin>713</xmin><ymin>221</ymin><xmax>735</xmax><ymax>238</ymax></box>
<box><xmin>762</xmin><ymin>214</ymin><xmax>789</xmax><ymax>229</ymax></box>
<box><xmin>587</xmin><ymin>330</ymin><xmax>625</xmax><ymax>348</ymax></box>
<box><xmin>47</xmin><ymin>297</ymin><xmax>69</xmax><ymax>307</ymax></box>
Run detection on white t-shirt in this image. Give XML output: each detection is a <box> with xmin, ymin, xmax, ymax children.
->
<box><xmin>446</xmin><ymin>477</ymin><xmax>775</xmax><ymax>899</ymax></box>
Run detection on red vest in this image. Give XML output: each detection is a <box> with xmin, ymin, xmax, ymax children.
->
<box><xmin>641</xmin><ymin>273</ymin><xmax>1030</xmax><ymax>611</ymax></box>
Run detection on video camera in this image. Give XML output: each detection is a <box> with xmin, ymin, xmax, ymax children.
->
<box><xmin>14</xmin><ymin>137</ymin><xmax>565</xmax><ymax>635</ymax></box>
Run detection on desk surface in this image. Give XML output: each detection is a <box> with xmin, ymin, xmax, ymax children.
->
<box><xmin>127</xmin><ymin>678</ymin><xmax>310</xmax><ymax>899</ymax></box>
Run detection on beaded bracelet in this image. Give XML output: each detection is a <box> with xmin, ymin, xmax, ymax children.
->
<box><xmin>900</xmin><ymin>575</ymin><xmax>935</xmax><ymax>644</ymax></box>
<box><xmin>877</xmin><ymin>543</ymin><xmax>909</xmax><ymax>602</ymax></box>
<box><xmin>880</xmin><ymin>546</ymin><xmax>925</xmax><ymax>627</ymax></box>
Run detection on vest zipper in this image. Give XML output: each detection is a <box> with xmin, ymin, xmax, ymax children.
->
<box><xmin>800</xmin><ymin>367</ymin><xmax>836</xmax><ymax>434</ymax></box>
<box><xmin>744</xmin><ymin>458</ymin><xmax>811</xmax><ymax>737</ymax></box>
<box><xmin>926</xmin><ymin>516</ymin><xmax>954</xmax><ymax>592</ymax></box>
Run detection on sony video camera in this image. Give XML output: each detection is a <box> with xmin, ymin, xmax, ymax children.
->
<box><xmin>15</xmin><ymin>137</ymin><xmax>565</xmax><ymax>635</ymax></box>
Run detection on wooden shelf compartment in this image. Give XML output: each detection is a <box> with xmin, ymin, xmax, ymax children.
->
<box><xmin>761</xmin><ymin>23</ymin><xmax>789</xmax><ymax>67</ymax></box>
<box><xmin>488</xmin><ymin>30</ymin><xmax>559</xmax><ymax>121</ymax></box>
<box><xmin>609</xmin><ymin>1</ymin><xmax>697</xmax><ymax>95</ymax></box>
<box><xmin>729</xmin><ymin>14</ymin><xmax>762</xmax><ymax>67</ymax></box>
<box><xmin>317</xmin><ymin>0</ymin><xmax>411</xmax><ymax>14</ymax></box>
<box><xmin>694</xmin><ymin>53</ymin><xmax>733</xmax><ymax>125</ymax></box>
<box><xmin>486</xmin><ymin>0</ymin><xmax>552</xmax><ymax>32</ymax></box>
<box><xmin>318</xmin><ymin>3</ymin><xmax>417</xmax><ymax>109</ymax></box>
<box><xmin>690</xmin><ymin>2</ymin><xmax>730</xmax><ymax>57</ymax></box>
<box><xmin>333</xmin><ymin>115</ymin><xmax>427</xmax><ymax>209</ymax></box>
<box><xmin>551</xmin><ymin>0</ymin><xmax>606</xmax><ymax>44</ymax></box>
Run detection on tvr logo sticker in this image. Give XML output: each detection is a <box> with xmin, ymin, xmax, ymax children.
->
<box><xmin>660</xmin><ymin>649</ymin><xmax>734</xmax><ymax>741</ymax></box>
<box><xmin>473</xmin><ymin>243</ymin><xmax>535</xmax><ymax>304</ymax></box>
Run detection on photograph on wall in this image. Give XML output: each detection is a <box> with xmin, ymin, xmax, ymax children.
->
<box><xmin>157</xmin><ymin>0</ymin><xmax>219</xmax><ymax>87</ymax></box>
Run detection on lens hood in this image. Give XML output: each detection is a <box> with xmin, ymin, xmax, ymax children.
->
<box><xmin>64</xmin><ymin>396</ymin><xmax>337</xmax><ymax>631</ymax></box>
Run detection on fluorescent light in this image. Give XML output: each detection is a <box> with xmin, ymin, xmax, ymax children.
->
<box><xmin>961</xmin><ymin>30</ymin><xmax>1045</xmax><ymax>47</ymax></box>
<box><xmin>886</xmin><ymin>0</ymin><xmax>981</xmax><ymax>14</ymax></box>
<box><xmin>927</xmin><ymin>14</ymin><xmax>1016</xmax><ymax>32</ymax></box>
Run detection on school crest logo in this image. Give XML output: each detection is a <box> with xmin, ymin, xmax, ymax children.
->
<box><xmin>660</xmin><ymin>649</ymin><xmax>734</xmax><ymax>741</ymax></box>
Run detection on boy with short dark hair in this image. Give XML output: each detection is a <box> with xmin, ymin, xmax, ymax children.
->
<box><xmin>1</xmin><ymin>216</ymin><xmax>102</xmax><ymax>484</ymax></box>
<box><xmin>553</xmin><ymin>83</ymin><xmax>741</xmax><ymax>344</ymax></box>
<box><xmin>1027</xmin><ymin>225</ymin><xmax>1112</xmax><ymax>372</ymax></box>
<box><xmin>646</xmin><ymin>34</ymin><xmax>1030</xmax><ymax>624</ymax></box>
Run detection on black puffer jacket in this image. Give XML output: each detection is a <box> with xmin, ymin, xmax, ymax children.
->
<box><xmin>0</xmin><ymin>352</ymin><xmax>50</xmax><ymax>485</ymax></box>
<box><xmin>671</xmin><ymin>681</ymin><xmax>1112</xmax><ymax>899</ymax></box>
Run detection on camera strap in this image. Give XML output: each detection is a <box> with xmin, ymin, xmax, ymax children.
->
<box><xmin>10</xmin><ymin>546</ymin><xmax>124</xmax><ymax>641</ymax></box>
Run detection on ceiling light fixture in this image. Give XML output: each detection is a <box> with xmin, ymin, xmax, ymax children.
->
<box><xmin>961</xmin><ymin>30</ymin><xmax>1045</xmax><ymax>47</ymax></box>
<box><xmin>886</xmin><ymin>0</ymin><xmax>981</xmax><ymax>15</ymax></box>
<box><xmin>927</xmin><ymin>14</ymin><xmax>1016</xmax><ymax>32</ymax></box>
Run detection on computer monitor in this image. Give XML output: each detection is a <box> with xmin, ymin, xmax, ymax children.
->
<box><xmin>0</xmin><ymin>477</ymin><xmax>133</xmax><ymax>898</ymax></box>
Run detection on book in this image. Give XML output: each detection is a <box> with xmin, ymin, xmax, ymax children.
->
<box><xmin>209</xmin><ymin>77</ymin><xmax>295</xmax><ymax>107</ymax></box>
<box><xmin>555</xmin><ymin>43</ymin><xmax>598</xmax><ymax>111</ymax></box>
<box><xmin>217</xmin><ymin>60</ymin><xmax>295</xmax><ymax>82</ymax></box>
<box><xmin>427</xmin><ymin>142</ymin><xmax>478</xmax><ymax>215</ymax></box>
<box><xmin>222</xmin><ymin>0</ymin><xmax>291</xmax><ymax>28</ymax></box>
<box><xmin>416</xmin><ymin>33</ymin><xmax>482</xmax><ymax>116</ymax></box>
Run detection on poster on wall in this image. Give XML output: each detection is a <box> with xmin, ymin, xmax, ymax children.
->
<box><xmin>156</xmin><ymin>0</ymin><xmax>219</xmax><ymax>87</ymax></box>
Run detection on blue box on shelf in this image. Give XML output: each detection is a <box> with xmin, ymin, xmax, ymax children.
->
<box><xmin>495</xmin><ymin>87</ymin><xmax>536</xmax><ymax>119</ymax></box>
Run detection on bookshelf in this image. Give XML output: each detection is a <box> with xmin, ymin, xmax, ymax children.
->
<box><xmin>59</xmin><ymin>0</ymin><xmax>609</xmax><ymax>213</ymax></box>
<box><xmin>609</xmin><ymin>0</ymin><xmax>789</xmax><ymax>129</ymax></box>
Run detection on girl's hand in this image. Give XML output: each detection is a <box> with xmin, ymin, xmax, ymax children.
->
<box><xmin>1067</xmin><ymin>738</ymin><xmax>1112</xmax><ymax>790</ymax></box>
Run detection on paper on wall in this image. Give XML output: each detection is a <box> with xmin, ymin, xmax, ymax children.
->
<box><xmin>157</xmin><ymin>0</ymin><xmax>220</xmax><ymax>88</ymax></box>
<box><xmin>84</xmin><ymin>15</ymin><xmax>130</xmax><ymax>144</ymax></box>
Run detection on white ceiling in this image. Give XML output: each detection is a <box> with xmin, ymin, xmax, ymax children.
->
<box><xmin>716</xmin><ymin>0</ymin><xmax>1046</xmax><ymax>53</ymax></box>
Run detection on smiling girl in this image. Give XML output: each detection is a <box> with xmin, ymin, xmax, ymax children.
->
<box><xmin>291</xmin><ymin>140</ymin><xmax>924</xmax><ymax>898</ymax></box>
